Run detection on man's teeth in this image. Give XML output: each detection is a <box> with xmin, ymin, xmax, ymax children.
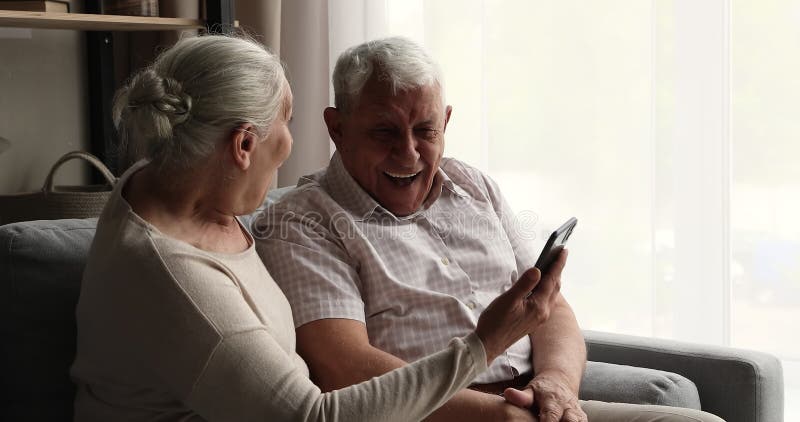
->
<box><xmin>385</xmin><ymin>171</ymin><xmax>420</xmax><ymax>179</ymax></box>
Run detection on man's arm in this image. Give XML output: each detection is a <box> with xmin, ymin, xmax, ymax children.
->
<box><xmin>466</xmin><ymin>163</ymin><xmax>588</xmax><ymax>420</ymax></box>
<box><xmin>502</xmin><ymin>291</ymin><xmax>587</xmax><ymax>422</ymax></box>
<box><xmin>523</xmin><ymin>293</ymin><xmax>587</xmax><ymax>422</ymax></box>
<box><xmin>530</xmin><ymin>294</ymin><xmax>586</xmax><ymax>394</ymax></box>
<box><xmin>296</xmin><ymin>318</ymin><xmax>534</xmax><ymax>422</ymax></box>
<box><xmin>486</xmin><ymin>246</ymin><xmax>585</xmax><ymax>422</ymax></box>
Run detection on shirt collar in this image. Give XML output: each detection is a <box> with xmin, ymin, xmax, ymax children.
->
<box><xmin>438</xmin><ymin>164</ymin><xmax>470</xmax><ymax>199</ymax></box>
<box><xmin>322</xmin><ymin>152</ymin><xmax>468</xmax><ymax>221</ymax></box>
<box><xmin>322</xmin><ymin>152</ymin><xmax>381</xmax><ymax>220</ymax></box>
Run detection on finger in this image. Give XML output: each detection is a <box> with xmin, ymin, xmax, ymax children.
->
<box><xmin>562</xmin><ymin>407</ymin><xmax>588</xmax><ymax>422</ymax></box>
<box><xmin>548</xmin><ymin>248</ymin><xmax>568</xmax><ymax>281</ymax></box>
<box><xmin>508</xmin><ymin>266</ymin><xmax>541</xmax><ymax>299</ymax></box>
<box><xmin>548</xmin><ymin>249</ymin><xmax>568</xmax><ymax>300</ymax></box>
<box><xmin>535</xmin><ymin>393</ymin><xmax>565</xmax><ymax>422</ymax></box>
<box><xmin>538</xmin><ymin>402</ymin><xmax>565</xmax><ymax>422</ymax></box>
<box><xmin>532</xmin><ymin>249</ymin><xmax>568</xmax><ymax>302</ymax></box>
<box><xmin>502</xmin><ymin>386</ymin><xmax>534</xmax><ymax>408</ymax></box>
<box><xmin>529</xmin><ymin>268</ymin><xmax>558</xmax><ymax>304</ymax></box>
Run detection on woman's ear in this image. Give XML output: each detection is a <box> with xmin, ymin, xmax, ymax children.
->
<box><xmin>231</xmin><ymin>125</ymin><xmax>256</xmax><ymax>170</ymax></box>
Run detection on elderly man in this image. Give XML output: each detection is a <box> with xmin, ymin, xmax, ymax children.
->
<box><xmin>255</xmin><ymin>37</ymin><xmax>724</xmax><ymax>422</ymax></box>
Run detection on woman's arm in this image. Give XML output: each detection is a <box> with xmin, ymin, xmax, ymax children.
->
<box><xmin>181</xmin><ymin>261</ymin><xmax>555</xmax><ymax>422</ymax></box>
<box><xmin>186</xmin><ymin>328</ymin><xmax>487</xmax><ymax>422</ymax></box>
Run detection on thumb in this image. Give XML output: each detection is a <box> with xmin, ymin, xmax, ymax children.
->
<box><xmin>507</xmin><ymin>267</ymin><xmax>541</xmax><ymax>299</ymax></box>
<box><xmin>503</xmin><ymin>386</ymin><xmax>535</xmax><ymax>408</ymax></box>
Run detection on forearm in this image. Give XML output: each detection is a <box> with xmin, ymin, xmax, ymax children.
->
<box><xmin>309</xmin><ymin>334</ymin><xmax>489</xmax><ymax>422</ymax></box>
<box><xmin>530</xmin><ymin>295</ymin><xmax>586</xmax><ymax>393</ymax></box>
<box><xmin>309</xmin><ymin>336</ymin><xmax>518</xmax><ymax>422</ymax></box>
<box><xmin>311</xmin><ymin>343</ymin><xmax>408</xmax><ymax>392</ymax></box>
<box><xmin>424</xmin><ymin>389</ymin><xmax>510</xmax><ymax>422</ymax></box>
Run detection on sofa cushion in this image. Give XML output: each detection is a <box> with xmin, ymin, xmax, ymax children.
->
<box><xmin>0</xmin><ymin>218</ymin><xmax>97</xmax><ymax>420</ymax></box>
<box><xmin>0</xmin><ymin>189</ymin><xmax>704</xmax><ymax>418</ymax></box>
<box><xmin>0</xmin><ymin>187</ymin><xmax>293</xmax><ymax>421</ymax></box>
<box><xmin>239</xmin><ymin>185</ymin><xmax>296</xmax><ymax>231</ymax></box>
<box><xmin>580</xmin><ymin>360</ymin><xmax>701</xmax><ymax>408</ymax></box>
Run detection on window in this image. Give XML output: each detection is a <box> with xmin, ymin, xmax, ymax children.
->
<box><xmin>328</xmin><ymin>0</ymin><xmax>799</xmax><ymax>415</ymax></box>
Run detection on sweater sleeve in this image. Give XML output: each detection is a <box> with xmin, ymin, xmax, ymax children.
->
<box><xmin>186</xmin><ymin>329</ymin><xmax>487</xmax><ymax>422</ymax></box>
<box><xmin>149</xmin><ymin>237</ymin><xmax>489</xmax><ymax>422</ymax></box>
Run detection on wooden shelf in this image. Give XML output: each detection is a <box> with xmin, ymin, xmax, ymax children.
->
<box><xmin>0</xmin><ymin>11</ymin><xmax>203</xmax><ymax>31</ymax></box>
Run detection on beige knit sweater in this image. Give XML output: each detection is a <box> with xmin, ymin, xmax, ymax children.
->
<box><xmin>70</xmin><ymin>161</ymin><xmax>487</xmax><ymax>422</ymax></box>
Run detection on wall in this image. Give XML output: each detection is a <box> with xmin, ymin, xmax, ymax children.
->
<box><xmin>276</xmin><ymin>0</ymin><xmax>332</xmax><ymax>187</ymax></box>
<box><xmin>0</xmin><ymin>25</ymin><xmax>89</xmax><ymax>194</ymax></box>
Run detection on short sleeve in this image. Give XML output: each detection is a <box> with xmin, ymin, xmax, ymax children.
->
<box><xmin>254</xmin><ymin>206</ymin><xmax>366</xmax><ymax>328</ymax></box>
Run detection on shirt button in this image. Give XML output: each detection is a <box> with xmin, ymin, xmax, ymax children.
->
<box><xmin>468</xmin><ymin>301</ymin><xmax>477</xmax><ymax>310</ymax></box>
<box><xmin>441</xmin><ymin>257</ymin><xmax>450</xmax><ymax>265</ymax></box>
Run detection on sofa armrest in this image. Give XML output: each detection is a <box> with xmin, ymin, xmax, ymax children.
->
<box><xmin>583</xmin><ymin>330</ymin><xmax>783</xmax><ymax>422</ymax></box>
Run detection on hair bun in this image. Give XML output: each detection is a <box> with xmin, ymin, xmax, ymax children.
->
<box><xmin>112</xmin><ymin>35</ymin><xmax>285</xmax><ymax>170</ymax></box>
<box><xmin>155</xmin><ymin>76</ymin><xmax>192</xmax><ymax>125</ymax></box>
<box><xmin>126</xmin><ymin>69</ymin><xmax>192</xmax><ymax>126</ymax></box>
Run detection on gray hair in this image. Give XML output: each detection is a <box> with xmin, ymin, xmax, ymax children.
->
<box><xmin>332</xmin><ymin>36</ymin><xmax>444</xmax><ymax>113</ymax></box>
<box><xmin>112</xmin><ymin>35</ymin><xmax>286</xmax><ymax>171</ymax></box>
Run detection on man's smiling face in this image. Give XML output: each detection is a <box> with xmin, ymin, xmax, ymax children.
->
<box><xmin>326</xmin><ymin>75</ymin><xmax>452</xmax><ymax>217</ymax></box>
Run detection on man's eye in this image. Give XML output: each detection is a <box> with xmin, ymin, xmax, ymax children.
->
<box><xmin>371</xmin><ymin>128</ymin><xmax>395</xmax><ymax>139</ymax></box>
<box><xmin>416</xmin><ymin>128</ymin><xmax>439</xmax><ymax>141</ymax></box>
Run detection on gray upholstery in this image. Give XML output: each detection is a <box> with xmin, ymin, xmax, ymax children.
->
<box><xmin>580</xmin><ymin>361</ymin><xmax>701</xmax><ymax>409</ymax></box>
<box><xmin>237</xmin><ymin>185</ymin><xmax>294</xmax><ymax>231</ymax></box>
<box><xmin>0</xmin><ymin>193</ymin><xmax>784</xmax><ymax>421</ymax></box>
<box><xmin>585</xmin><ymin>330</ymin><xmax>784</xmax><ymax>422</ymax></box>
<box><xmin>0</xmin><ymin>218</ymin><xmax>97</xmax><ymax>421</ymax></box>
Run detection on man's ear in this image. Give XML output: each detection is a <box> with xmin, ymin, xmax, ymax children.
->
<box><xmin>443</xmin><ymin>105</ymin><xmax>453</xmax><ymax>133</ymax></box>
<box><xmin>323</xmin><ymin>107</ymin><xmax>344</xmax><ymax>148</ymax></box>
<box><xmin>231</xmin><ymin>125</ymin><xmax>255</xmax><ymax>171</ymax></box>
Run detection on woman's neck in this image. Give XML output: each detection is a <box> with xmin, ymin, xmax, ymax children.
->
<box><xmin>125</xmin><ymin>160</ymin><xmax>249</xmax><ymax>253</ymax></box>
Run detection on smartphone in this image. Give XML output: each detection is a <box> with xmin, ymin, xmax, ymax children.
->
<box><xmin>534</xmin><ymin>217</ymin><xmax>578</xmax><ymax>276</ymax></box>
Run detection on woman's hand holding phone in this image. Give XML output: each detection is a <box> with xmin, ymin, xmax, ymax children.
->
<box><xmin>475</xmin><ymin>249</ymin><xmax>568</xmax><ymax>364</ymax></box>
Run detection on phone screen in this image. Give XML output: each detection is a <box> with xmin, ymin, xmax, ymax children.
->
<box><xmin>534</xmin><ymin>217</ymin><xmax>577</xmax><ymax>276</ymax></box>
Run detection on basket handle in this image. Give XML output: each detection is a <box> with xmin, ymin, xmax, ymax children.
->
<box><xmin>42</xmin><ymin>151</ymin><xmax>117</xmax><ymax>192</ymax></box>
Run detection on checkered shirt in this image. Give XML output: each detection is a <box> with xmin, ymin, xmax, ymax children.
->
<box><xmin>253</xmin><ymin>153</ymin><xmax>538</xmax><ymax>383</ymax></box>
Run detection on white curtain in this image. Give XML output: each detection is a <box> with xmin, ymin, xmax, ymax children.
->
<box><xmin>320</xmin><ymin>0</ymin><xmax>800</xmax><ymax>416</ymax></box>
<box><xmin>236</xmin><ymin>0</ymin><xmax>333</xmax><ymax>187</ymax></box>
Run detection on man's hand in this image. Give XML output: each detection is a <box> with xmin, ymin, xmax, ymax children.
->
<box><xmin>446</xmin><ymin>392</ymin><xmax>537</xmax><ymax>422</ymax></box>
<box><xmin>491</xmin><ymin>395</ymin><xmax>541</xmax><ymax>422</ymax></box>
<box><xmin>476</xmin><ymin>250</ymin><xmax>566</xmax><ymax>363</ymax></box>
<box><xmin>503</xmin><ymin>371</ymin><xmax>587</xmax><ymax>422</ymax></box>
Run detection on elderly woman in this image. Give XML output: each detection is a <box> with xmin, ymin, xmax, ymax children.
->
<box><xmin>70</xmin><ymin>35</ymin><xmax>563</xmax><ymax>421</ymax></box>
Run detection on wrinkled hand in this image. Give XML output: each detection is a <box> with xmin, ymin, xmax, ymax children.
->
<box><xmin>479</xmin><ymin>393</ymin><xmax>538</xmax><ymax>422</ymax></box>
<box><xmin>499</xmin><ymin>400</ymin><xmax>539</xmax><ymax>422</ymax></box>
<box><xmin>475</xmin><ymin>250</ymin><xmax>567</xmax><ymax>363</ymax></box>
<box><xmin>503</xmin><ymin>371</ymin><xmax>587</xmax><ymax>422</ymax></box>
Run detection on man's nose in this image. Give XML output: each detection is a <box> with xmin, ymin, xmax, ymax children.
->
<box><xmin>392</xmin><ymin>130</ymin><xmax>420</xmax><ymax>163</ymax></box>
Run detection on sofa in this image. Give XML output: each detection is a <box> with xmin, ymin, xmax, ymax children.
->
<box><xmin>0</xmin><ymin>187</ymin><xmax>784</xmax><ymax>421</ymax></box>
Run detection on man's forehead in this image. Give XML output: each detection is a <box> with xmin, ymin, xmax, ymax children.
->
<box><xmin>360</xmin><ymin>102</ymin><xmax>443</xmax><ymax>124</ymax></box>
<box><xmin>358</xmin><ymin>85</ymin><xmax>443</xmax><ymax>114</ymax></box>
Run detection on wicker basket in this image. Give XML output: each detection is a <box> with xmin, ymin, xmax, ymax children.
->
<box><xmin>0</xmin><ymin>151</ymin><xmax>117</xmax><ymax>225</ymax></box>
